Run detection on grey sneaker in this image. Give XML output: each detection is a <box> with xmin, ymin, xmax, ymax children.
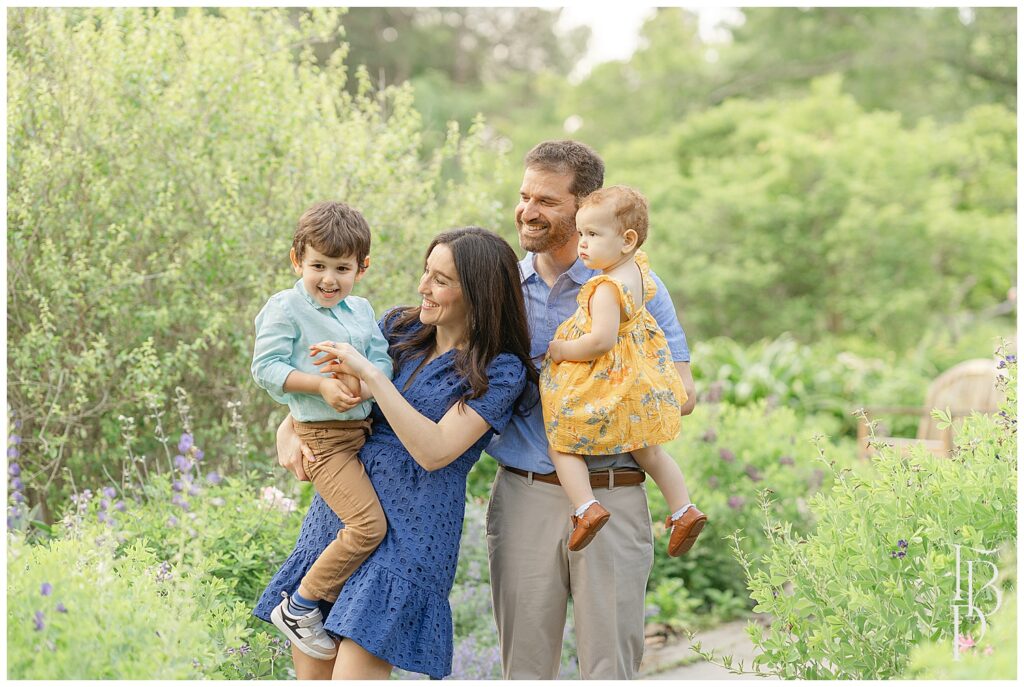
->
<box><xmin>270</xmin><ymin>592</ymin><xmax>337</xmax><ymax>660</ymax></box>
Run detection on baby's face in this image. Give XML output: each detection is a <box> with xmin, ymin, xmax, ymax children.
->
<box><xmin>290</xmin><ymin>245</ymin><xmax>364</xmax><ymax>308</ymax></box>
<box><xmin>575</xmin><ymin>201</ymin><xmax>629</xmax><ymax>270</ymax></box>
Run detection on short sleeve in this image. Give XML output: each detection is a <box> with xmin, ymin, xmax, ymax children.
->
<box><xmin>646</xmin><ymin>269</ymin><xmax>690</xmax><ymax>362</ymax></box>
<box><xmin>466</xmin><ymin>353</ymin><xmax>527</xmax><ymax>435</ymax></box>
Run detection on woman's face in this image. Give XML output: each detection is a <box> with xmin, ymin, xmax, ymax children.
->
<box><xmin>418</xmin><ymin>244</ymin><xmax>468</xmax><ymax>333</ymax></box>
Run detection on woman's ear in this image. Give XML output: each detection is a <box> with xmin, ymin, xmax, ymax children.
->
<box><xmin>622</xmin><ymin>229</ymin><xmax>639</xmax><ymax>253</ymax></box>
<box><xmin>289</xmin><ymin>248</ymin><xmax>302</xmax><ymax>275</ymax></box>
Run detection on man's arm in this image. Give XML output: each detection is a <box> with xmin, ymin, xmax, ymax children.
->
<box><xmin>675</xmin><ymin>361</ymin><xmax>696</xmax><ymax>416</ymax></box>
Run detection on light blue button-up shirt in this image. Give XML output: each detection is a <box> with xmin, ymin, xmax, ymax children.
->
<box><xmin>252</xmin><ymin>280</ymin><xmax>393</xmax><ymax>422</ymax></box>
<box><xmin>487</xmin><ymin>253</ymin><xmax>690</xmax><ymax>473</ymax></box>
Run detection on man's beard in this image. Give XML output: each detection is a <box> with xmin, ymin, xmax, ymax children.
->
<box><xmin>516</xmin><ymin>213</ymin><xmax>577</xmax><ymax>254</ymax></box>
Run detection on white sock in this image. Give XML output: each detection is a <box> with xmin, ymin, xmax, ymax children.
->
<box><xmin>574</xmin><ymin>499</ymin><xmax>599</xmax><ymax>517</ymax></box>
<box><xmin>671</xmin><ymin>504</ymin><xmax>695</xmax><ymax>521</ymax></box>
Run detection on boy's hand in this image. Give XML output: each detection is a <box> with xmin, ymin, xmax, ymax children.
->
<box><xmin>547</xmin><ymin>339</ymin><xmax>567</xmax><ymax>363</ymax></box>
<box><xmin>318</xmin><ymin>377</ymin><xmax>361</xmax><ymax>413</ymax></box>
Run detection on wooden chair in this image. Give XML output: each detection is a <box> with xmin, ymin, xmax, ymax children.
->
<box><xmin>856</xmin><ymin>358</ymin><xmax>1004</xmax><ymax>460</ymax></box>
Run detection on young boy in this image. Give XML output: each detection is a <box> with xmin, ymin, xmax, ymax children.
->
<box><xmin>252</xmin><ymin>201</ymin><xmax>393</xmax><ymax>660</ymax></box>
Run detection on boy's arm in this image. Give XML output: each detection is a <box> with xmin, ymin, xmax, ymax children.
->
<box><xmin>252</xmin><ymin>299</ymin><xmax>300</xmax><ymax>405</ymax></box>
<box><xmin>548</xmin><ymin>281</ymin><xmax>620</xmax><ymax>362</ymax></box>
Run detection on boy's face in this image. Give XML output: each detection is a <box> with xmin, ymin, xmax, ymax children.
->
<box><xmin>575</xmin><ymin>201</ymin><xmax>632</xmax><ymax>270</ymax></box>
<box><xmin>290</xmin><ymin>245</ymin><xmax>366</xmax><ymax>308</ymax></box>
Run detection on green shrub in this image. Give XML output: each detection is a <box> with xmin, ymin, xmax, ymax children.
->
<box><xmin>7</xmin><ymin>458</ymin><xmax>302</xmax><ymax>679</ymax></box>
<box><xmin>6</xmin><ymin>525</ymin><xmax>248</xmax><ymax>678</ymax></box>
<box><xmin>646</xmin><ymin>401</ymin><xmax>858</xmax><ymax>619</ymax></box>
<box><xmin>7</xmin><ymin>7</ymin><xmax>508</xmax><ymax>515</ymax></box>
<box><xmin>735</xmin><ymin>349</ymin><xmax>1016</xmax><ymax>679</ymax></box>
<box><xmin>902</xmin><ymin>546</ymin><xmax>1015</xmax><ymax>679</ymax></box>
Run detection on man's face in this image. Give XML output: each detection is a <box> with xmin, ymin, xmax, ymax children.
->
<box><xmin>515</xmin><ymin>166</ymin><xmax>578</xmax><ymax>254</ymax></box>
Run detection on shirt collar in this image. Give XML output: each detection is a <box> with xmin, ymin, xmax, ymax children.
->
<box><xmin>519</xmin><ymin>252</ymin><xmax>598</xmax><ymax>286</ymax></box>
<box><xmin>293</xmin><ymin>279</ymin><xmax>355</xmax><ymax>312</ymax></box>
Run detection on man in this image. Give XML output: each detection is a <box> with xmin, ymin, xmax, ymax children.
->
<box><xmin>486</xmin><ymin>139</ymin><xmax>696</xmax><ymax>679</ymax></box>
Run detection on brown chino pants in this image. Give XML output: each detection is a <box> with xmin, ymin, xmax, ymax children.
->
<box><xmin>293</xmin><ymin>419</ymin><xmax>385</xmax><ymax>602</ymax></box>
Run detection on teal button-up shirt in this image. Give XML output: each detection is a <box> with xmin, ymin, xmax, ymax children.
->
<box><xmin>252</xmin><ymin>280</ymin><xmax>393</xmax><ymax>422</ymax></box>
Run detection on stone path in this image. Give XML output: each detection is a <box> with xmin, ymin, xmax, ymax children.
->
<box><xmin>640</xmin><ymin>617</ymin><xmax>775</xmax><ymax>680</ymax></box>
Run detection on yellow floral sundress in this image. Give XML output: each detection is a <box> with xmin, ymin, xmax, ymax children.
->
<box><xmin>540</xmin><ymin>251</ymin><xmax>687</xmax><ymax>456</ymax></box>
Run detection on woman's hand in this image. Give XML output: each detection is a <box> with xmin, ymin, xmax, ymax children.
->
<box><xmin>276</xmin><ymin>415</ymin><xmax>314</xmax><ymax>481</ymax></box>
<box><xmin>311</xmin><ymin>341</ymin><xmax>376</xmax><ymax>379</ymax></box>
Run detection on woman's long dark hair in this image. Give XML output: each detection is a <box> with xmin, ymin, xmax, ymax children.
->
<box><xmin>383</xmin><ymin>227</ymin><xmax>538</xmax><ymax>413</ymax></box>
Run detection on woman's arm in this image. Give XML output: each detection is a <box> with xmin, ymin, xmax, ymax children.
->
<box><xmin>547</xmin><ymin>281</ymin><xmax>621</xmax><ymax>363</ymax></box>
<box><xmin>310</xmin><ymin>342</ymin><xmax>492</xmax><ymax>471</ymax></box>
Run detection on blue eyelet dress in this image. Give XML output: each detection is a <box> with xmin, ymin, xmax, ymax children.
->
<box><xmin>254</xmin><ymin>317</ymin><xmax>526</xmax><ymax>679</ymax></box>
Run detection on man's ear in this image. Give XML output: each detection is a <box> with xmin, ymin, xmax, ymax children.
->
<box><xmin>622</xmin><ymin>229</ymin><xmax>639</xmax><ymax>253</ymax></box>
<box><xmin>289</xmin><ymin>247</ymin><xmax>302</xmax><ymax>275</ymax></box>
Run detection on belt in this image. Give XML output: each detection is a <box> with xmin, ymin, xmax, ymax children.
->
<box><xmin>503</xmin><ymin>465</ymin><xmax>646</xmax><ymax>488</ymax></box>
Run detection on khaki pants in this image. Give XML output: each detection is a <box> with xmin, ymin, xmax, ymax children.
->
<box><xmin>486</xmin><ymin>466</ymin><xmax>654</xmax><ymax>679</ymax></box>
<box><xmin>293</xmin><ymin>419</ymin><xmax>385</xmax><ymax>603</ymax></box>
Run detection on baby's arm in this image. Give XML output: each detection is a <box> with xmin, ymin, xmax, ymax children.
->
<box><xmin>548</xmin><ymin>281</ymin><xmax>621</xmax><ymax>363</ymax></box>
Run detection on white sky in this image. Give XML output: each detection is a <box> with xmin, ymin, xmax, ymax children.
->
<box><xmin>557</xmin><ymin>6</ymin><xmax>745</xmax><ymax>80</ymax></box>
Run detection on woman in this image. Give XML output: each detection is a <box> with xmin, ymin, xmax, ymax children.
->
<box><xmin>254</xmin><ymin>227</ymin><xmax>537</xmax><ymax>679</ymax></box>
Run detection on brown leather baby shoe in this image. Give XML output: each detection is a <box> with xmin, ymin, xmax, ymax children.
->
<box><xmin>568</xmin><ymin>502</ymin><xmax>611</xmax><ymax>552</ymax></box>
<box><xmin>666</xmin><ymin>506</ymin><xmax>707</xmax><ymax>557</ymax></box>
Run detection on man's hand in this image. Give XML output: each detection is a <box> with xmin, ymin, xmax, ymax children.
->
<box><xmin>276</xmin><ymin>415</ymin><xmax>313</xmax><ymax>481</ymax></box>
<box><xmin>319</xmin><ymin>377</ymin><xmax>361</xmax><ymax>413</ymax></box>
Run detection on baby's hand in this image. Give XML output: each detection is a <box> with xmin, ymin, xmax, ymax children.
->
<box><xmin>319</xmin><ymin>377</ymin><xmax>361</xmax><ymax>413</ymax></box>
<box><xmin>547</xmin><ymin>339</ymin><xmax>566</xmax><ymax>363</ymax></box>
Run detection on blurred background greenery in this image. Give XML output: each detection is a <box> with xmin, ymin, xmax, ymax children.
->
<box><xmin>6</xmin><ymin>7</ymin><xmax>1016</xmax><ymax>679</ymax></box>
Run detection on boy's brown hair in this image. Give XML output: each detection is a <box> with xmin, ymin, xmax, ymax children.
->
<box><xmin>579</xmin><ymin>185</ymin><xmax>649</xmax><ymax>247</ymax></box>
<box><xmin>292</xmin><ymin>201</ymin><xmax>371</xmax><ymax>268</ymax></box>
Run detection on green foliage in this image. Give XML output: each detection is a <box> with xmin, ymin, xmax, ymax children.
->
<box><xmin>7</xmin><ymin>457</ymin><xmax>303</xmax><ymax>679</ymax></box>
<box><xmin>6</xmin><ymin>525</ymin><xmax>260</xmax><ymax>678</ymax></box>
<box><xmin>902</xmin><ymin>545</ymin><xmax>1015</xmax><ymax>679</ymax></box>
<box><xmin>617</xmin><ymin>76</ymin><xmax>1015</xmax><ymax>348</ymax></box>
<box><xmin>646</xmin><ymin>402</ymin><xmax>857</xmax><ymax>616</ymax></box>
<box><xmin>7</xmin><ymin>7</ymin><xmax>508</xmax><ymax>513</ymax></box>
<box><xmin>736</xmin><ymin>350</ymin><xmax>1016</xmax><ymax>679</ymax></box>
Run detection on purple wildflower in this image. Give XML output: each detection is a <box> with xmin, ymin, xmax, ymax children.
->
<box><xmin>707</xmin><ymin>476</ymin><xmax>719</xmax><ymax>488</ymax></box>
<box><xmin>702</xmin><ymin>428</ymin><xmax>718</xmax><ymax>443</ymax></box>
<box><xmin>727</xmin><ymin>495</ymin><xmax>746</xmax><ymax>510</ymax></box>
<box><xmin>192</xmin><ymin>448</ymin><xmax>204</xmax><ymax>461</ymax></box>
<box><xmin>719</xmin><ymin>448</ymin><xmax>736</xmax><ymax>463</ymax></box>
<box><xmin>188</xmin><ymin>484</ymin><xmax>200</xmax><ymax>497</ymax></box>
<box><xmin>171</xmin><ymin>494</ymin><xmax>190</xmax><ymax>511</ymax></box>
<box><xmin>177</xmin><ymin>434</ymin><xmax>194</xmax><ymax>453</ymax></box>
<box><xmin>12</xmin><ymin>492</ymin><xmax>24</xmax><ymax>504</ymax></box>
<box><xmin>99</xmin><ymin>498</ymin><xmax>110</xmax><ymax>510</ymax></box>
<box><xmin>205</xmin><ymin>471</ymin><xmax>222</xmax><ymax>485</ymax></box>
<box><xmin>97</xmin><ymin>511</ymin><xmax>108</xmax><ymax>523</ymax></box>
<box><xmin>9</xmin><ymin>435</ymin><xmax>21</xmax><ymax>445</ymax></box>
<box><xmin>172</xmin><ymin>480</ymin><xmax>184</xmax><ymax>493</ymax></box>
<box><xmin>778</xmin><ymin>455</ymin><xmax>795</xmax><ymax>466</ymax></box>
<box><xmin>56</xmin><ymin>603</ymin><xmax>67</xmax><ymax>613</ymax></box>
<box><xmin>896</xmin><ymin>550</ymin><xmax>906</xmax><ymax>559</ymax></box>
<box><xmin>33</xmin><ymin>610</ymin><xmax>45</xmax><ymax>631</ymax></box>
<box><xmin>897</xmin><ymin>539</ymin><xmax>908</xmax><ymax>550</ymax></box>
<box><xmin>173</xmin><ymin>455</ymin><xmax>190</xmax><ymax>472</ymax></box>
<box><xmin>167</xmin><ymin>515</ymin><xmax>179</xmax><ymax>527</ymax></box>
<box><xmin>8</xmin><ymin>462</ymin><xmax>20</xmax><ymax>477</ymax></box>
<box><xmin>114</xmin><ymin>500</ymin><xmax>126</xmax><ymax>512</ymax></box>
<box><xmin>101</xmin><ymin>487</ymin><xmax>116</xmax><ymax>499</ymax></box>
<box><xmin>891</xmin><ymin>551</ymin><xmax>898</xmax><ymax>558</ymax></box>
<box><xmin>11</xmin><ymin>477</ymin><xmax>23</xmax><ymax>490</ymax></box>
<box><xmin>7</xmin><ymin>446</ymin><xmax>19</xmax><ymax>459</ymax></box>
<box><xmin>745</xmin><ymin>465</ymin><xmax>763</xmax><ymax>482</ymax></box>
<box><xmin>40</xmin><ymin>582</ymin><xmax>52</xmax><ymax>596</ymax></box>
